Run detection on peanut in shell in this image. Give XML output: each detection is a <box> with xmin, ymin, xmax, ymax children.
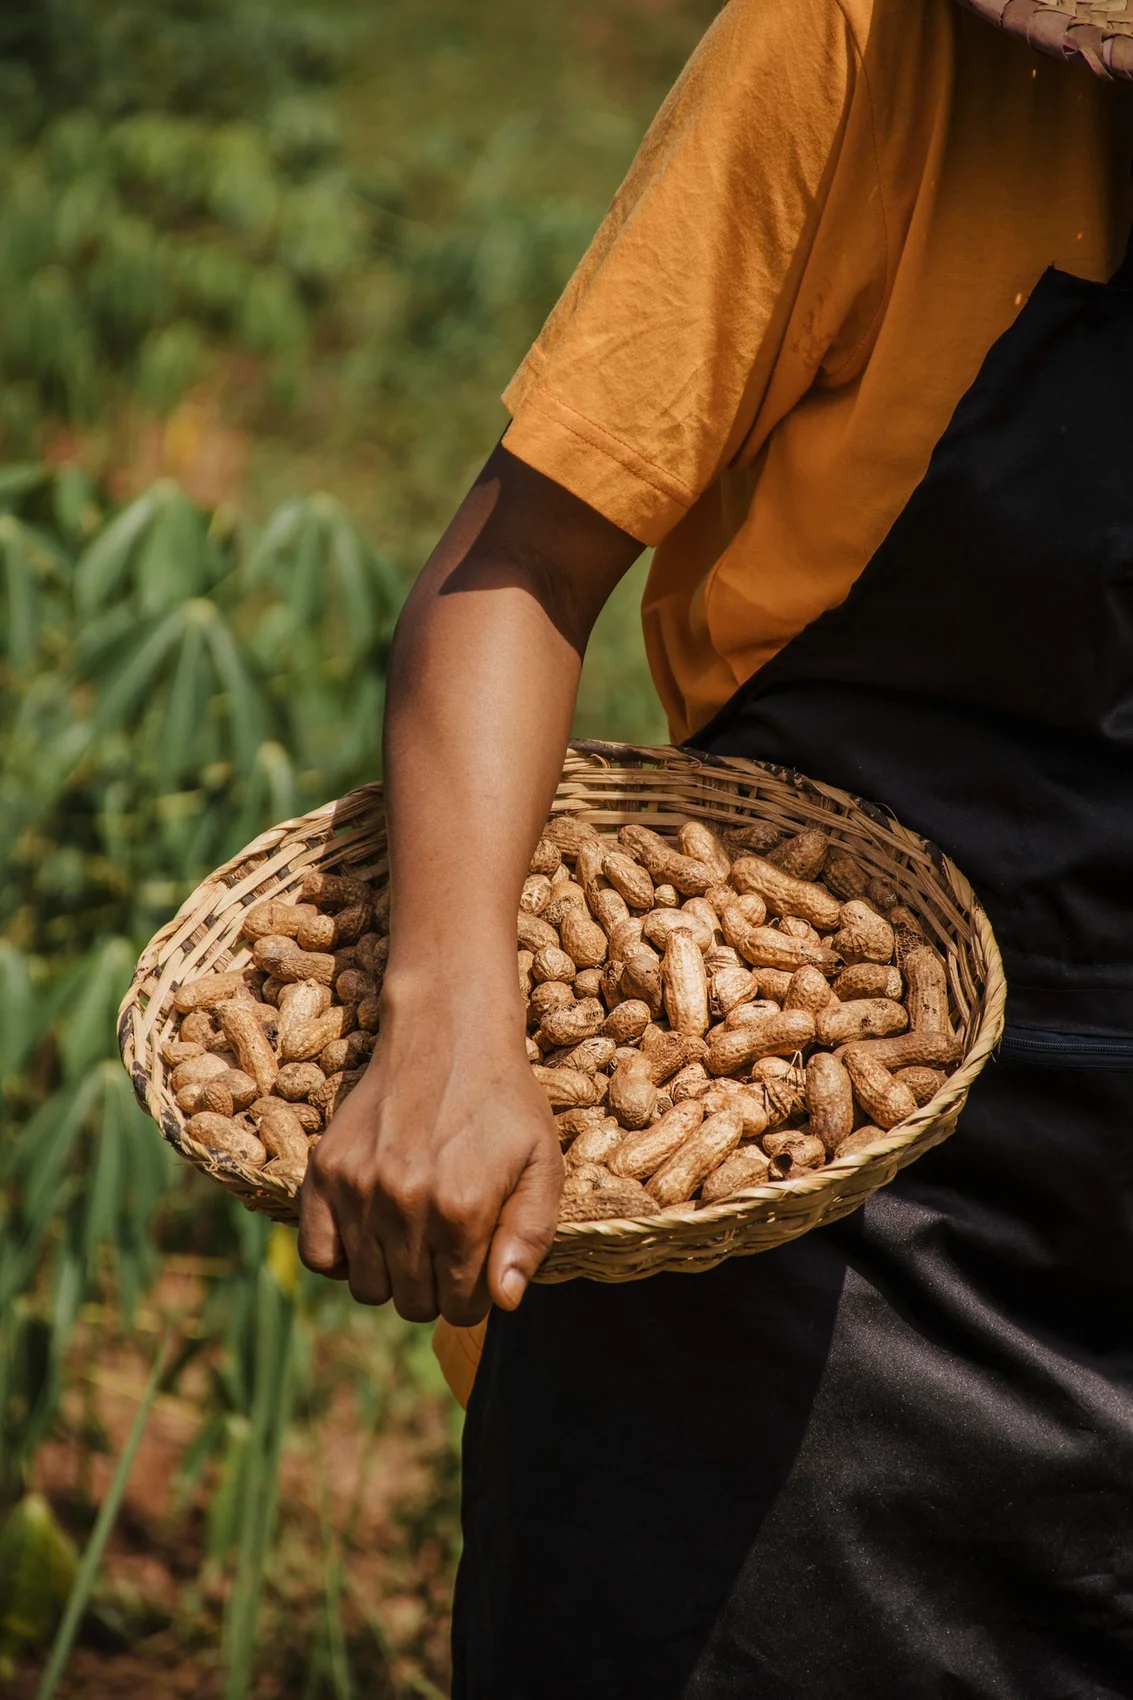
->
<box><xmin>609</xmin><ymin>1098</ymin><xmax>705</xmax><ymax>1180</ymax></box>
<box><xmin>729</xmin><ymin>855</ymin><xmax>842</xmax><ymax>931</ymax></box>
<box><xmin>646</xmin><ymin>1107</ymin><xmax>744</xmax><ymax>1207</ymax></box>
<box><xmin>174</xmin><ymin>969</ymin><xmax>251</xmax><ymax>1014</ymax></box>
<box><xmin>815</xmin><ymin>998</ymin><xmax>909</xmax><ymax>1047</ymax></box>
<box><xmin>699</xmin><ymin>1145</ymin><xmax>771</xmax><ymax>1203</ymax></box>
<box><xmin>805</xmin><ymin>1053</ymin><xmax>855</xmax><ymax>1153</ymax></box>
<box><xmin>662</xmin><ymin>930</ymin><xmax>709</xmax><ymax>1037</ymax></box>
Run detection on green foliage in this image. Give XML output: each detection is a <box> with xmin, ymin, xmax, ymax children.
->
<box><xmin>0</xmin><ymin>0</ymin><xmax>357</xmax><ymax>445</ymax></box>
<box><xmin>0</xmin><ymin>465</ymin><xmax>401</xmax><ymax>1685</ymax></box>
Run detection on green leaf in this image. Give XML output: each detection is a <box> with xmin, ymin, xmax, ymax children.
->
<box><xmin>56</xmin><ymin>940</ymin><xmax>136</xmax><ymax>1086</ymax></box>
<box><xmin>0</xmin><ymin>1496</ymin><xmax>78</xmax><ymax>1660</ymax></box>
<box><xmin>158</xmin><ymin>603</ymin><xmax>212</xmax><ymax>785</ymax></box>
<box><xmin>0</xmin><ymin>943</ymin><xmax>36</xmax><ymax>1087</ymax></box>
<box><xmin>0</xmin><ymin>466</ymin><xmax>49</xmax><ymax>510</ymax></box>
<box><xmin>134</xmin><ymin>482</ymin><xmax>209</xmax><ymax>617</ymax></box>
<box><xmin>1</xmin><ymin>521</ymin><xmax>40</xmax><ymax>669</ymax></box>
<box><xmin>202</xmin><ymin>609</ymin><xmax>269</xmax><ymax>775</ymax></box>
<box><xmin>74</xmin><ymin>489</ymin><xmax>158</xmax><ymax>617</ymax></box>
<box><xmin>35</xmin><ymin>1337</ymin><xmax>172</xmax><ymax>1700</ymax></box>
<box><xmin>90</xmin><ymin>603</ymin><xmax>188</xmax><ymax>736</ymax></box>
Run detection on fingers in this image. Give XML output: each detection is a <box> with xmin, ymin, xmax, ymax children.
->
<box><xmin>297</xmin><ymin>1182</ymin><xmax>349</xmax><ymax>1280</ymax></box>
<box><xmin>487</xmin><ymin>1147</ymin><xmax>563</xmax><ymax>1312</ymax></box>
<box><xmin>430</xmin><ymin>1185</ymin><xmax>497</xmax><ymax>1326</ymax></box>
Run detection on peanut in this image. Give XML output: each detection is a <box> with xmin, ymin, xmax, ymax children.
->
<box><xmin>517</xmin><ymin>949</ymin><xmax>535</xmax><ymax>998</ymax></box>
<box><xmin>187</xmin><ymin>1113</ymin><xmax>268</xmax><ymax>1165</ymax></box>
<box><xmin>162</xmin><ymin>1039</ymin><xmax>205</xmax><ymax>1065</ymax></box>
<box><xmin>642</xmin><ymin>907</ymin><xmax>714</xmax><ymax>954</ymax></box>
<box><xmin>558</xmin><ymin>1179</ymin><xmax>659</xmax><ymax>1221</ymax></box>
<box><xmin>723</xmin><ymin>821</ymin><xmax>782</xmax><ymax>855</ymax></box>
<box><xmin>335</xmin><ymin>967</ymin><xmax>376</xmax><ymax>1004</ymax></box>
<box><xmin>823</xmin><ymin>851</ymin><xmax>869</xmax><ymax>900</ymax></box>
<box><xmin>198</xmin><ymin>1081</ymin><xmax>234</xmax><ymax>1117</ymax></box>
<box><xmin>555</xmin><ymin>1106</ymin><xmax>610</xmax><ymax>1144</ymax></box>
<box><xmin>333</xmin><ymin>904</ymin><xmax>373</xmax><ymax>946</ymax></box>
<box><xmin>833</xmin><ymin>900</ymin><xmax>895</xmax><ymax>965</ymax></box>
<box><xmin>709</xmin><ymin>963</ymin><xmax>759</xmax><ymax>1018</ymax></box>
<box><xmin>528</xmin><ymin>981</ymin><xmax>575</xmax><ymax>1025</ymax></box>
<box><xmin>216</xmin><ymin>1000</ymin><xmax>279</xmax><ymax>1098</ymax></box>
<box><xmin>280</xmin><ymin>1005</ymin><xmax>357</xmax><ymax>1063</ymax></box>
<box><xmin>529</xmin><ymin>838</ymin><xmax>563</xmax><ymax>876</ymax></box>
<box><xmin>171</xmin><ymin>1051</ymin><xmax>232</xmax><ymax>1094</ymax></box>
<box><xmin>275</xmin><ymin>1061</ymin><xmax>327</xmax><ymax>1102</ymax></box>
<box><xmin>647</xmin><ymin>1108</ymin><xmax>744</xmax><ymax>1207</ymax></box>
<box><xmin>785</xmin><ymin>965</ymin><xmax>836</xmax><ymax>1017</ymax></box>
<box><xmin>573</xmin><ymin>967</ymin><xmax>604</xmax><ymax>999</ymax></box>
<box><xmin>616</xmin><ymin>824</ymin><xmax>715</xmax><ymax>895</ymax></box>
<box><xmin>904</xmin><ymin>945</ymin><xmax>952</xmax><ymax>1034</ymax></box>
<box><xmin>602</xmin><ymin>852</ymin><xmax>655</xmax><ymax>910</ymax></box>
<box><xmin>839</xmin><ymin>1031</ymin><xmax>961</xmax><ymax>1069</ymax></box>
<box><xmin>539</xmin><ymin>998</ymin><xmax>606</xmax><ymax>1048</ymax></box>
<box><xmin>309</xmin><ymin>1069</ymin><xmax>364</xmax><ymax>1119</ymax></box>
<box><xmin>544</xmin><ymin>816</ymin><xmax>598</xmax><ymax>856</ymax></box>
<box><xmin>699</xmin><ymin>1146</ymin><xmax>771</xmax><ymax>1203</ymax></box>
<box><xmin>533</xmin><ymin>1066</ymin><xmax>600</xmax><ymax>1108</ymax></box>
<box><xmin>242</xmin><ymin>899</ymin><xmax>316</xmax><ymax>941</ymax></box>
<box><xmin>565</xmin><ymin>1118</ymin><xmax>625</xmax><ymax>1167</ymax></box>
<box><xmin>843</xmin><ymin>1046</ymin><xmax>918</xmax><ymax>1130</ymax></box>
<box><xmin>894</xmin><ymin>1066</ymin><xmax>946</xmax><ymax>1106</ymax></box>
<box><xmin>252</xmin><ymin>935</ymin><xmax>336</xmax><ymax>986</ymax></box>
<box><xmin>299</xmin><ymin>872</ymin><xmax>372</xmax><ymax>910</ymax></box>
<box><xmin>179</xmin><ymin>1011</ymin><xmax>218</xmax><ymax>1046</ymax></box>
<box><xmin>678</xmin><ymin>821</ymin><xmax>731</xmax><ymax>882</ymax></box>
<box><xmin>532</xmin><ymin>946</ymin><xmax>578</xmax><ymax>985</ymax></box>
<box><xmin>669</xmin><ymin>1062</ymin><xmax>711</xmax><ymax>1100</ymax></box>
<box><xmin>705</xmin><ymin>1009</ymin><xmax>815</xmax><ymax>1076</ymax></box>
<box><xmin>834</xmin><ymin>963</ymin><xmax>904</xmax><ymax>1002</ymax></box>
<box><xmin>805</xmin><ymin>1053</ymin><xmax>854</xmax><ymax>1153</ymax></box>
<box><xmin>559</xmin><ymin>906</ymin><xmax>608</xmax><ymax>968</ymax></box>
<box><xmin>767</xmin><ymin>829</ymin><xmax>828</xmax><ymax>881</ymax></box>
<box><xmin>609</xmin><ymin>1099</ymin><xmax>705</xmax><ymax>1180</ymax></box>
<box><xmin>815</xmin><ymin>998</ymin><xmax>909</xmax><ymax>1047</ymax></box>
<box><xmin>730</xmin><ymin>919</ymin><xmax>841</xmax><ymax>976</ymax></box>
<box><xmin>779</xmin><ymin>915</ymin><xmax>820</xmax><ymax>943</ymax></box>
<box><xmin>296</xmin><ymin>911</ymin><xmax>336</xmax><ymax>952</ymax></box>
<box><xmin>729</xmin><ymin>856</ymin><xmax>842</xmax><ymax>930</ymax></box>
<box><xmin>521</xmin><ymin>874</ymin><xmax>552</xmax><ymax>915</ymax></box>
<box><xmin>662</xmin><ymin>930</ymin><xmax>709</xmax><ymax>1037</ymax></box>
<box><xmin>602</xmin><ymin>1000</ymin><xmax>653</xmax><ymax>1045</ymax></box>
<box><xmin>518</xmin><ymin>912</ymin><xmax>558</xmax><ymax>954</ymax></box>
<box><xmin>619</xmin><ymin>949</ymin><xmax>663</xmax><ymax>1015</ymax></box>
<box><xmin>560</xmin><ymin>1036</ymin><xmax>617</xmax><ymax>1076</ymax></box>
<box><xmin>256</xmin><ymin>1101</ymin><xmax>309</xmax><ymax>1165</ymax></box>
<box><xmin>608</xmin><ymin>1053</ymin><xmax>658</xmax><ymax>1129</ymax></box>
<box><xmin>700</xmin><ymin>1082</ymin><xmax>769</xmax><ymax>1137</ymax></box>
<box><xmin>590</xmin><ymin>887</ymin><xmax>630</xmax><ymax>936</ymax></box>
<box><xmin>653</xmin><ymin>884</ymin><xmax>680</xmax><ymax>908</ymax></box>
<box><xmin>834</xmin><ymin>1126</ymin><xmax>885</xmax><ymax>1160</ymax></box>
<box><xmin>639</xmin><ymin>1027</ymin><xmax>708</xmax><ymax>1084</ymax></box>
<box><xmin>174</xmin><ymin>969</ymin><xmax>251</xmax><ymax>1014</ymax></box>
<box><xmin>764</xmin><ymin>1132</ymin><xmax>826</xmax><ymax>1177</ymax></box>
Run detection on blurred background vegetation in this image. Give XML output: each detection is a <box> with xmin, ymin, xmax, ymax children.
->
<box><xmin>0</xmin><ymin>0</ymin><xmax>714</xmax><ymax>1693</ymax></box>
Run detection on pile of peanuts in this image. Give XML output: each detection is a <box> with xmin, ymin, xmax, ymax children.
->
<box><xmin>162</xmin><ymin>816</ymin><xmax>960</xmax><ymax>1223</ymax></box>
<box><xmin>521</xmin><ymin>816</ymin><xmax>960</xmax><ymax>1223</ymax></box>
<box><xmin>164</xmin><ymin>872</ymin><xmax>386</xmax><ymax>1185</ymax></box>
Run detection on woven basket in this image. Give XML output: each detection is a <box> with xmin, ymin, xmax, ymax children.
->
<box><xmin>957</xmin><ymin>0</ymin><xmax>1133</xmax><ymax>77</ymax></box>
<box><xmin>119</xmin><ymin>742</ymin><xmax>1006</xmax><ymax>1284</ymax></box>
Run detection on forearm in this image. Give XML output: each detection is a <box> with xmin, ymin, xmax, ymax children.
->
<box><xmin>382</xmin><ymin>445</ymin><xmax>641</xmax><ymax>1016</ymax></box>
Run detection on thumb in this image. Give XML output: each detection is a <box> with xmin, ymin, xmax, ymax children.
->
<box><xmin>487</xmin><ymin>1148</ymin><xmax>562</xmax><ymax>1311</ymax></box>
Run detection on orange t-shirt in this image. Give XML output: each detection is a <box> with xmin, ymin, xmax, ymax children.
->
<box><xmin>436</xmin><ymin>0</ymin><xmax>1131</xmax><ymax>1408</ymax></box>
<box><xmin>502</xmin><ymin>0</ymin><xmax>1132</xmax><ymax>742</ymax></box>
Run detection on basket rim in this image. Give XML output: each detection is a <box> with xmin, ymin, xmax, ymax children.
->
<box><xmin>956</xmin><ymin>0</ymin><xmax>1133</xmax><ymax>77</ymax></box>
<box><xmin>119</xmin><ymin>742</ymin><xmax>1007</xmax><ymax>1258</ymax></box>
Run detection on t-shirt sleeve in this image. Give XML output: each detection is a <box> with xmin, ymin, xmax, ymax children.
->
<box><xmin>502</xmin><ymin>0</ymin><xmax>860</xmax><ymax>545</ymax></box>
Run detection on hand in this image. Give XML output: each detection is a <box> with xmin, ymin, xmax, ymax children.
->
<box><xmin>297</xmin><ymin>983</ymin><xmax>564</xmax><ymax>1325</ymax></box>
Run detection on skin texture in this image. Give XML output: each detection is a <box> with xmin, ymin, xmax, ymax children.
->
<box><xmin>298</xmin><ymin>445</ymin><xmax>641</xmax><ymax>1324</ymax></box>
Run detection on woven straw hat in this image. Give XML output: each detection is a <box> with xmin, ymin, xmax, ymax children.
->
<box><xmin>957</xmin><ymin>0</ymin><xmax>1133</xmax><ymax>76</ymax></box>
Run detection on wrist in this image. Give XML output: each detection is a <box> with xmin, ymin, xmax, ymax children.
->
<box><xmin>380</xmin><ymin>958</ymin><xmax>527</xmax><ymax>1041</ymax></box>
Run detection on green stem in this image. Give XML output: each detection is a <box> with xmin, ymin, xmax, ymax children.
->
<box><xmin>35</xmin><ymin>1334</ymin><xmax>172</xmax><ymax>1700</ymax></box>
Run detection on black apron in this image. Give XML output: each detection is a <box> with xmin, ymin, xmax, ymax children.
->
<box><xmin>451</xmin><ymin>246</ymin><xmax>1133</xmax><ymax>1699</ymax></box>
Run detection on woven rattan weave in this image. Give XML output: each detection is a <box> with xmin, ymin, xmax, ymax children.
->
<box><xmin>956</xmin><ymin>0</ymin><xmax>1133</xmax><ymax>77</ymax></box>
<box><xmin>119</xmin><ymin>743</ymin><xmax>1006</xmax><ymax>1284</ymax></box>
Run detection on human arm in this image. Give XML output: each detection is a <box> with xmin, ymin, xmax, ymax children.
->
<box><xmin>297</xmin><ymin>444</ymin><xmax>643</xmax><ymax>1324</ymax></box>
